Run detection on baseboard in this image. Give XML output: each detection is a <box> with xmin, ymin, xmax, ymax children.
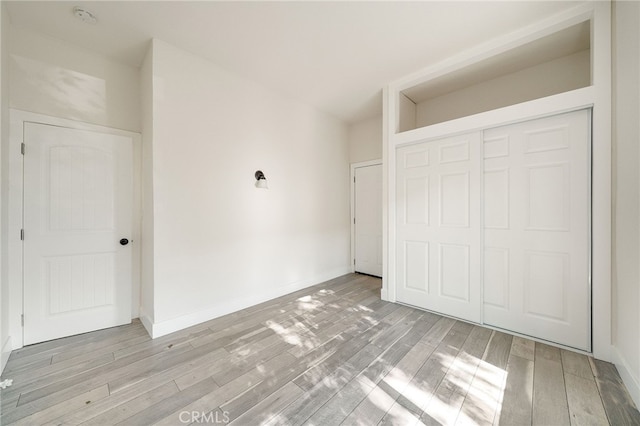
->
<box><xmin>611</xmin><ymin>346</ymin><xmax>640</xmax><ymax>410</ymax></box>
<box><xmin>138</xmin><ymin>307</ymin><xmax>154</xmax><ymax>338</ymax></box>
<box><xmin>147</xmin><ymin>266</ymin><xmax>352</xmax><ymax>339</ymax></box>
<box><xmin>380</xmin><ymin>286</ymin><xmax>388</xmax><ymax>301</ymax></box>
<box><xmin>1</xmin><ymin>336</ymin><xmax>12</xmax><ymax>375</ymax></box>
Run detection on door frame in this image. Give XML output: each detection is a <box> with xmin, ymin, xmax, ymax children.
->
<box><xmin>350</xmin><ymin>160</ymin><xmax>382</xmax><ymax>274</ymax></box>
<box><xmin>8</xmin><ymin>109</ymin><xmax>142</xmax><ymax>349</ymax></box>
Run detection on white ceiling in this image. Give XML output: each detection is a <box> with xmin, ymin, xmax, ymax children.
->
<box><xmin>5</xmin><ymin>1</ymin><xmax>584</xmax><ymax>124</ymax></box>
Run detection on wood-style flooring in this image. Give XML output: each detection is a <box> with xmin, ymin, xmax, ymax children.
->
<box><xmin>1</xmin><ymin>274</ymin><xmax>639</xmax><ymax>425</ymax></box>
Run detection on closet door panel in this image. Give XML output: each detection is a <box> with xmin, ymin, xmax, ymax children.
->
<box><xmin>396</xmin><ymin>132</ymin><xmax>481</xmax><ymax>323</ymax></box>
<box><xmin>483</xmin><ymin>109</ymin><xmax>591</xmax><ymax>351</ymax></box>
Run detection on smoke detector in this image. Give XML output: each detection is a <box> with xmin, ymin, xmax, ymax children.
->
<box><xmin>73</xmin><ymin>6</ymin><xmax>97</xmax><ymax>24</ymax></box>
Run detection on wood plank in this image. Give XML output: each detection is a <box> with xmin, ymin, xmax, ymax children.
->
<box><xmin>5</xmin><ymin>320</ymin><xmax>146</xmax><ymax>368</ymax></box>
<box><xmin>297</xmin><ymin>375</ymin><xmax>375</xmax><ymax>426</ymax></box>
<box><xmin>154</xmin><ymin>351</ymin><xmax>297</xmax><ymax>426</ymax></box>
<box><xmin>341</xmin><ymin>377</ymin><xmax>399</xmax><ymax>426</ymax></box>
<box><xmin>7</xmin><ymin>385</ymin><xmax>110</xmax><ymax>425</ymax></box>
<box><xmin>420</xmin><ymin>324</ymin><xmax>489</xmax><ymax>425</ymax></box>
<box><xmin>47</xmin><ymin>348</ymin><xmax>230</xmax><ymax>424</ymax></box>
<box><xmin>380</xmin><ymin>401</ymin><xmax>424</xmax><ymax>426</ymax></box>
<box><xmin>438</xmin><ymin>327</ymin><xmax>493</xmax><ymax>425</ymax></box>
<box><xmin>497</xmin><ymin>354</ymin><xmax>534</xmax><ymax>425</ymax></box>
<box><xmin>276</xmin><ymin>344</ymin><xmax>384</xmax><ymax>425</ymax></box>
<box><xmin>1</xmin><ymin>351</ymin><xmax>115</xmax><ymax>409</ymax></box>
<box><xmin>535</xmin><ymin>342</ymin><xmax>562</xmax><ymax>362</ymax></box>
<box><xmin>564</xmin><ymin>372</ymin><xmax>608</xmax><ymax>425</ymax></box>
<box><xmin>455</xmin><ymin>331</ymin><xmax>510</xmax><ymax>426</ymax></box>
<box><xmin>13</xmin><ymin>340</ymin><xmax>197</xmax><ymax>409</ymax></box>
<box><xmin>510</xmin><ymin>336</ymin><xmax>535</xmax><ymax>361</ymax></box>
<box><xmin>113</xmin><ymin>378</ymin><xmax>218</xmax><ymax>425</ymax></box>
<box><xmin>376</xmin><ymin>321</ymin><xmax>471</xmax><ymax>424</ymax></box>
<box><xmin>227</xmin><ymin>381</ymin><xmax>303</xmax><ymax>426</ymax></box>
<box><xmin>419</xmin><ymin>316</ymin><xmax>456</xmax><ymax>347</ymax></box>
<box><xmin>561</xmin><ymin>349</ymin><xmax>593</xmax><ymax>380</ymax></box>
<box><xmin>589</xmin><ymin>358</ymin><xmax>640</xmax><ymax>425</ymax></box>
<box><xmin>483</xmin><ymin>331</ymin><xmax>512</xmax><ymax>370</ymax></box>
<box><xmin>532</xmin><ymin>357</ymin><xmax>570</xmax><ymax>425</ymax></box>
<box><xmin>78</xmin><ymin>381</ymin><xmax>180</xmax><ymax>425</ymax></box>
<box><xmin>240</xmin><ymin>324</ymin><xmax>385</xmax><ymax>423</ymax></box>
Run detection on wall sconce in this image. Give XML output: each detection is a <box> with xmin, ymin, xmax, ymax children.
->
<box><xmin>255</xmin><ymin>170</ymin><xmax>268</xmax><ymax>189</ymax></box>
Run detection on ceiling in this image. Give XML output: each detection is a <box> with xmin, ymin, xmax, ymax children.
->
<box><xmin>5</xmin><ymin>1</ymin><xmax>584</xmax><ymax>124</ymax></box>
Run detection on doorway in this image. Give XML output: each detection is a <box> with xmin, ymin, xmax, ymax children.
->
<box><xmin>352</xmin><ymin>162</ymin><xmax>383</xmax><ymax>277</ymax></box>
<box><xmin>22</xmin><ymin>122</ymin><xmax>135</xmax><ymax>345</ymax></box>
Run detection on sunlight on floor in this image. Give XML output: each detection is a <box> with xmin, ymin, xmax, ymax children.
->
<box><xmin>361</xmin><ymin>347</ymin><xmax>508</xmax><ymax>425</ymax></box>
<box><xmin>244</xmin><ymin>288</ymin><xmax>511</xmax><ymax>425</ymax></box>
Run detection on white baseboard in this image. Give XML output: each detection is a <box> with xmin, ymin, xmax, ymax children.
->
<box><xmin>380</xmin><ymin>287</ymin><xmax>388</xmax><ymax>301</ymax></box>
<box><xmin>611</xmin><ymin>346</ymin><xmax>640</xmax><ymax>410</ymax></box>
<box><xmin>1</xmin><ymin>336</ymin><xmax>12</xmax><ymax>375</ymax></box>
<box><xmin>138</xmin><ymin>307</ymin><xmax>154</xmax><ymax>338</ymax></box>
<box><xmin>146</xmin><ymin>267</ymin><xmax>352</xmax><ymax>339</ymax></box>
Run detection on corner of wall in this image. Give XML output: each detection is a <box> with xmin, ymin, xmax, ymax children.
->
<box><xmin>138</xmin><ymin>307</ymin><xmax>154</xmax><ymax>338</ymax></box>
<box><xmin>612</xmin><ymin>346</ymin><xmax>640</xmax><ymax>410</ymax></box>
<box><xmin>139</xmin><ymin>39</ymin><xmax>155</xmax><ymax>330</ymax></box>
<box><xmin>1</xmin><ymin>336</ymin><xmax>11</xmax><ymax>373</ymax></box>
<box><xmin>0</xmin><ymin>0</ymin><xmax>12</xmax><ymax>376</ymax></box>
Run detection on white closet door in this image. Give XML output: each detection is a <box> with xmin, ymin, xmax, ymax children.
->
<box><xmin>396</xmin><ymin>132</ymin><xmax>481</xmax><ymax>323</ymax></box>
<box><xmin>483</xmin><ymin>109</ymin><xmax>591</xmax><ymax>351</ymax></box>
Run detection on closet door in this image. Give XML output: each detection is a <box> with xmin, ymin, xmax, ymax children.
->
<box><xmin>483</xmin><ymin>109</ymin><xmax>591</xmax><ymax>351</ymax></box>
<box><xmin>396</xmin><ymin>132</ymin><xmax>481</xmax><ymax>323</ymax></box>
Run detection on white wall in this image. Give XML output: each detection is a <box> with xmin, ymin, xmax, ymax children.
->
<box><xmin>612</xmin><ymin>0</ymin><xmax>640</xmax><ymax>407</ymax></box>
<box><xmin>8</xmin><ymin>26</ymin><xmax>140</xmax><ymax>132</ymax></box>
<box><xmin>415</xmin><ymin>50</ymin><xmax>590</xmax><ymax>128</ymax></box>
<box><xmin>143</xmin><ymin>39</ymin><xmax>350</xmax><ymax>336</ymax></box>
<box><xmin>348</xmin><ymin>115</ymin><xmax>382</xmax><ymax>164</ymax></box>
<box><xmin>0</xmin><ymin>1</ymin><xmax>10</xmax><ymax>375</ymax></box>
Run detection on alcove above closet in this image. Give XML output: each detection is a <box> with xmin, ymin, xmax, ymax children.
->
<box><xmin>397</xmin><ymin>20</ymin><xmax>591</xmax><ymax>133</ymax></box>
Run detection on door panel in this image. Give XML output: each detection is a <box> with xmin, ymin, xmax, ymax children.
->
<box><xmin>396</xmin><ymin>132</ymin><xmax>482</xmax><ymax>323</ymax></box>
<box><xmin>354</xmin><ymin>164</ymin><xmax>382</xmax><ymax>277</ymax></box>
<box><xmin>24</xmin><ymin>123</ymin><xmax>133</xmax><ymax>345</ymax></box>
<box><xmin>483</xmin><ymin>109</ymin><xmax>590</xmax><ymax>351</ymax></box>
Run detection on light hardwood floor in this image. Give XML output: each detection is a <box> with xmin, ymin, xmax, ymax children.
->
<box><xmin>1</xmin><ymin>274</ymin><xmax>639</xmax><ymax>425</ymax></box>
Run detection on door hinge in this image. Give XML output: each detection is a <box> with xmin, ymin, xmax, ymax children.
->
<box><xmin>354</xmin><ymin>176</ymin><xmax>356</xmax><ymax>183</ymax></box>
<box><xmin>354</xmin><ymin>259</ymin><xmax>356</xmax><ymax>265</ymax></box>
<box><xmin>353</xmin><ymin>218</ymin><xmax>356</xmax><ymax>224</ymax></box>
<box><xmin>21</xmin><ymin>314</ymin><xmax>24</xmax><ymax>327</ymax></box>
<box><xmin>21</xmin><ymin>143</ymin><xmax>25</xmax><ymax>155</ymax></box>
<box><xmin>20</xmin><ymin>229</ymin><xmax>24</xmax><ymax>240</ymax></box>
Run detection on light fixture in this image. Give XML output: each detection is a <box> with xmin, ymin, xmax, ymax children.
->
<box><xmin>73</xmin><ymin>6</ymin><xmax>98</xmax><ymax>24</ymax></box>
<box><xmin>255</xmin><ymin>170</ymin><xmax>268</xmax><ymax>189</ymax></box>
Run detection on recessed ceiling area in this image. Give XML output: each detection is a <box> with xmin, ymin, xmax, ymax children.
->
<box><xmin>4</xmin><ymin>1</ymin><xmax>586</xmax><ymax>124</ymax></box>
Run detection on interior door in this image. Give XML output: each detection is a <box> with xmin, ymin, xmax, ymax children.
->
<box><xmin>354</xmin><ymin>164</ymin><xmax>382</xmax><ymax>277</ymax></box>
<box><xmin>23</xmin><ymin>122</ymin><xmax>133</xmax><ymax>345</ymax></box>
<box><xmin>483</xmin><ymin>109</ymin><xmax>591</xmax><ymax>351</ymax></box>
<box><xmin>396</xmin><ymin>132</ymin><xmax>481</xmax><ymax>323</ymax></box>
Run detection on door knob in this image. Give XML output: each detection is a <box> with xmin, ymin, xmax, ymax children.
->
<box><xmin>120</xmin><ymin>238</ymin><xmax>129</xmax><ymax>246</ymax></box>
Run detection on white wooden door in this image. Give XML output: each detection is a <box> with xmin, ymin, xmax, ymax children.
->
<box><xmin>483</xmin><ymin>109</ymin><xmax>591</xmax><ymax>351</ymax></box>
<box><xmin>396</xmin><ymin>132</ymin><xmax>482</xmax><ymax>323</ymax></box>
<box><xmin>23</xmin><ymin>123</ymin><xmax>133</xmax><ymax>345</ymax></box>
<box><xmin>354</xmin><ymin>164</ymin><xmax>382</xmax><ymax>277</ymax></box>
